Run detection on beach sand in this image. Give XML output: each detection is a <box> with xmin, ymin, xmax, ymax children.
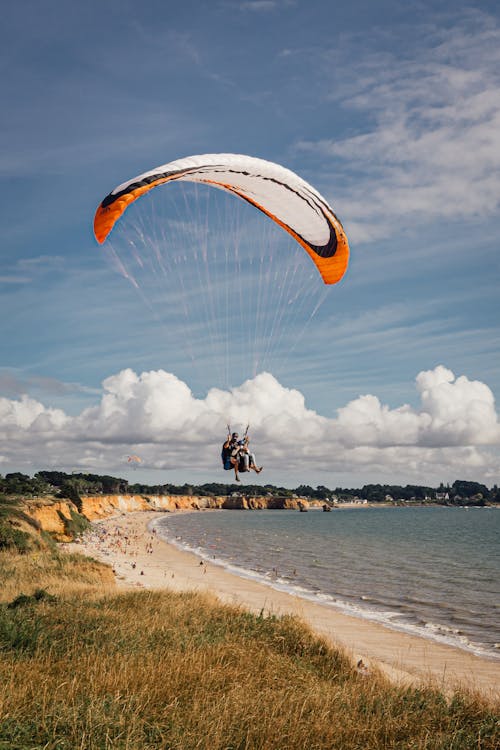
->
<box><xmin>68</xmin><ymin>510</ymin><xmax>500</xmax><ymax>700</ymax></box>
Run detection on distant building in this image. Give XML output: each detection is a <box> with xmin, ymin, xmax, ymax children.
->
<box><xmin>436</xmin><ymin>492</ymin><xmax>449</xmax><ymax>501</ymax></box>
<box><xmin>351</xmin><ymin>496</ymin><xmax>367</xmax><ymax>505</ymax></box>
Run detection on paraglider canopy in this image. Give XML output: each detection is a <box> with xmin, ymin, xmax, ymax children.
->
<box><xmin>94</xmin><ymin>153</ymin><xmax>349</xmax><ymax>285</ymax></box>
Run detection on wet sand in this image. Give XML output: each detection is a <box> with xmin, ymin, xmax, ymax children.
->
<box><xmin>69</xmin><ymin>510</ymin><xmax>500</xmax><ymax>700</ymax></box>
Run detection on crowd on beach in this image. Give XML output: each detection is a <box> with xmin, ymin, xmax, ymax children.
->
<box><xmin>71</xmin><ymin>514</ymin><xmax>212</xmax><ymax>586</ymax></box>
<box><xmin>73</xmin><ymin>516</ymin><xmax>162</xmax><ymax>583</ymax></box>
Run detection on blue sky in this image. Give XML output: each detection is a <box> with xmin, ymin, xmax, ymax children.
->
<box><xmin>1</xmin><ymin>0</ymin><xmax>499</xmax><ymax>488</ymax></box>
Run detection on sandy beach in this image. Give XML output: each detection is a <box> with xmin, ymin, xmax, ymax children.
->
<box><xmin>69</xmin><ymin>510</ymin><xmax>500</xmax><ymax>700</ymax></box>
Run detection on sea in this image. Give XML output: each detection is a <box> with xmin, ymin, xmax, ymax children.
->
<box><xmin>154</xmin><ymin>506</ymin><xmax>500</xmax><ymax>660</ymax></box>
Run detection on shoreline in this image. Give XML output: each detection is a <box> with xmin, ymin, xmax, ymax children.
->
<box><xmin>157</xmin><ymin>521</ymin><xmax>500</xmax><ymax>662</ymax></box>
<box><xmin>68</xmin><ymin>510</ymin><xmax>500</xmax><ymax>700</ymax></box>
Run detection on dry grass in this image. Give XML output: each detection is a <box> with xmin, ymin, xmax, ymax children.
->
<box><xmin>0</xmin><ymin>546</ymin><xmax>115</xmax><ymax>603</ymax></box>
<box><xmin>0</xmin><ymin>561</ymin><xmax>498</xmax><ymax>750</ymax></box>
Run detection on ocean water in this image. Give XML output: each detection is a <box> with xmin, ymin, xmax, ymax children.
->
<box><xmin>154</xmin><ymin>506</ymin><xmax>500</xmax><ymax>659</ymax></box>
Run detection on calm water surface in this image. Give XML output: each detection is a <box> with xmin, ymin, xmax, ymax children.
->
<box><xmin>155</xmin><ymin>506</ymin><xmax>500</xmax><ymax>659</ymax></box>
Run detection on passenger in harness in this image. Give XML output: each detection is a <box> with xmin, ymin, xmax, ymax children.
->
<box><xmin>221</xmin><ymin>427</ymin><xmax>262</xmax><ymax>483</ymax></box>
<box><xmin>237</xmin><ymin>434</ymin><xmax>263</xmax><ymax>475</ymax></box>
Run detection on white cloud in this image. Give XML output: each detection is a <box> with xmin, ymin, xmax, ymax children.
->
<box><xmin>336</xmin><ymin>365</ymin><xmax>499</xmax><ymax>448</ymax></box>
<box><xmin>1</xmin><ymin>366</ymin><xmax>499</xmax><ymax>485</ymax></box>
<box><xmin>0</xmin><ymin>394</ymin><xmax>68</xmax><ymax>432</ymax></box>
<box><xmin>297</xmin><ymin>10</ymin><xmax>500</xmax><ymax>243</ymax></box>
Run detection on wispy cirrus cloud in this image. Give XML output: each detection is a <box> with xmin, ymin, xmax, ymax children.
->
<box><xmin>0</xmin><ymin>255</ymin><xmax>66</xmax><ymax>285</ymax></box>
<box><xmin>0</xmin><ymin>370</ymin><xmax>99</xmax><ymax>399</ymax></box>
<box><xmin>229</xmin><ymin>0</ymin><xmax>297</xmax><ymax>11</ymax></box>
<box><xmin>296</xmin><ymin>10</ymin><xmax>500</xmax><ymax>243</ymax></box>
<box><xmin>0</xmin><ymin>275</ymin><xmax>31</xmax><ymax>285</ymax></box>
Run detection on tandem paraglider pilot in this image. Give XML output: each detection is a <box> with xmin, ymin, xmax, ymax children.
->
<box><xmin>221</xmin><ymin>429</ymin><xmax>262</xmax><ymax>483</ymax></box>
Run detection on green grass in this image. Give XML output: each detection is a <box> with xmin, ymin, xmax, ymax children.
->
<box><xmin>57</xmin><ymin>507</ymin><xmax>91</xmax><ymax>538</ymax></box>
<box><xmin>0</xmin><ymin>496</ymin><xmax>39</xmax><ymax>554</ymax></box>
<box><xmin>0</xmin><ymin>585</ymin><xmax>497</xmax><ymax>750</ymax></box>
<box><xmin>0</xmin><ymin>521</ymin><xmax>31</xmax><ymax>554</ymax></box>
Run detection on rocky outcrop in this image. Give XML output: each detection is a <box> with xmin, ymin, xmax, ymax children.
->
<box><xmin>25</xmin><ymin>500</ymin><xmax>80</xmax><ymax>542</ymax></box>
<box><xmin>222</xmin><ymin>495</ymin><xmax>302</xmax><ymax>510</ymax></box>
<box><xmin>23</xmin><ymin>493</ymin><xmax>317</xmax><ymax>540</ymax></box>
<box><xmin>78</xmin><ymin>494</ymin><xmax>224</xmax><ymax>518</ymax></box>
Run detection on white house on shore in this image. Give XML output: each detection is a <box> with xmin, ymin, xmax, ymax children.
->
<box><xmin>436</xmin><ymin>492</ymin><xmax>449</xmax><ymax>501</ymax></box>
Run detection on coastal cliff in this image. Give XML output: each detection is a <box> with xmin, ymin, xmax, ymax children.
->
<box><xmin>23</xmin><ymin>493</ymin><xmax>315</xmax><ymax>540</ymax></box>
<box><xmin>79</xmin><ymin>492</ymin><xmax>307</xmax><ymax>517</ymax></box>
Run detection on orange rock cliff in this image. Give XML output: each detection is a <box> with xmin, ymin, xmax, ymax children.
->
<box><xmin>24</xmin><ymin>494</ymin><xmax>315</xmax><ymax>541</ymax></box>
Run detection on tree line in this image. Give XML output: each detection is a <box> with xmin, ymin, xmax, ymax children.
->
<box><xmin>0</xmin><ymin>471</ymin><xmax>498</xmax><ymax>505</ymax></box>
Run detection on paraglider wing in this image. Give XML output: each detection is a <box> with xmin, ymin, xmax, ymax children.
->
<box><xmin>94</xmin><ymin>154</ymin><xmax>349</xmax><ymax>285</ymax></box>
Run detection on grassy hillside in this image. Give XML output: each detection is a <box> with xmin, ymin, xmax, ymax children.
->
<box><xmin>0</xmin><ymin>499</ymin><xmax>498</xmax><ymax>749</ymax></box>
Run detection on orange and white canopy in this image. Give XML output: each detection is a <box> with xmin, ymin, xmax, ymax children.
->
<box><xmin>94</xmin><ymin>153</ymin><xmax>349</xmax><ymax>285</ymax></box>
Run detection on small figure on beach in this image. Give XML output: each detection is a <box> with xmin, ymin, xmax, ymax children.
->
<box><xmin>356</xmin><ymin>659</ymin><xmax>369</xmax><ymax>676</ymax></box>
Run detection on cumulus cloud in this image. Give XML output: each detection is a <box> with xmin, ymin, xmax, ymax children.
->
<box><xmin>1</xmin><ymin>366</ymin><xmax>499</xmax><ymax>484</ymax></box>
<box><xmin>336</xmin><ymin>365</ymin><xmax>500</xmax><ymax>449</ymax></box>
<box><xmin>297</xmin><ymin>10</ymin><xmax>500</xmax><ymax>242</ymax></box>
<box><xmin>0</xmin><ymin>394</ymin><xmax>68</xmax><ymax>432</ymax></box>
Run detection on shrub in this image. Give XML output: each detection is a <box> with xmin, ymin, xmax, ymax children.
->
<box><xmin>8</xmin><ymin>588</ymin><xmax>57</xmax><ymax>609</ymax></box>
<box><xmin>0</xmin><ymin>521</ymin><xmax>31</xmax><ymax>554</ymax></box>
<box><xmin>57</xmin><ymin>508</ymin><xmax>90</xmax><ymax>539</ymax></box>
<box><xmin>57</xmin><ymin>481</ymin><xmax>83</xmax><ymax>511</ymax></box>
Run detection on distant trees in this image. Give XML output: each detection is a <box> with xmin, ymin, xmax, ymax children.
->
<box><xmin>451</xmin><ymin>480</ymin><xmax>489</xmax><ymax>499</ymax></box>
<box><xmin>0</xmin><ymin>471</ymin><xmax>498</xmax><ymax>504</ymax></box>
<box><xmin>294</xmin><ymin>485</ymin><xmax>331</xmax><ymax>499</ymax></box>
<box><xmin>0</xmin><ymin>473</ymin><xmax>51</xmax><ymax>496</ymax></box>
<box><xmin>357</xmin><ymin>484</ymin><xmax>436</xmax><ymax>502</ymax></box>
<box><xmin>1</xmin><ymin>472</ymin><xmax>129</xmax><ymax>498</ymax></box>
<box><xmin>58</xmin><ymin>481</ymin><xmax>84</xmax><ymax>510</ymax></box>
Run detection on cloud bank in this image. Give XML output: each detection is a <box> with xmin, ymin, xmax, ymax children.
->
<box><xmin>1</xmin><ymin>365</ymin><xmax>499</xmax><ymax>485</ymax></box>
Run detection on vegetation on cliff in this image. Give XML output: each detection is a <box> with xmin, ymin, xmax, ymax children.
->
<box><xmin>0</xmin><ymin>495</ymin><xmax>44</xmax><ymax>554</ymax></box>
<box><xmin>0</xmin><ymin>492</ymin><xmax>91</xmax><ymax>550</ymax></box>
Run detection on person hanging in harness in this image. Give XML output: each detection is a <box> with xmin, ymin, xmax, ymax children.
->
<box><xmin>238</xmin><ymin>434</ymin><xmax>262</xmax><ymax>475</ymax></box>
<box><xmin>221</xmin><ymin>431</ymin><xmax>241</xmax><ymax>482</ymax></box>
<box><xmin>221</xmin><ymin>427</ymin><xmax>262</xmax><ymax>483</ymax></box>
